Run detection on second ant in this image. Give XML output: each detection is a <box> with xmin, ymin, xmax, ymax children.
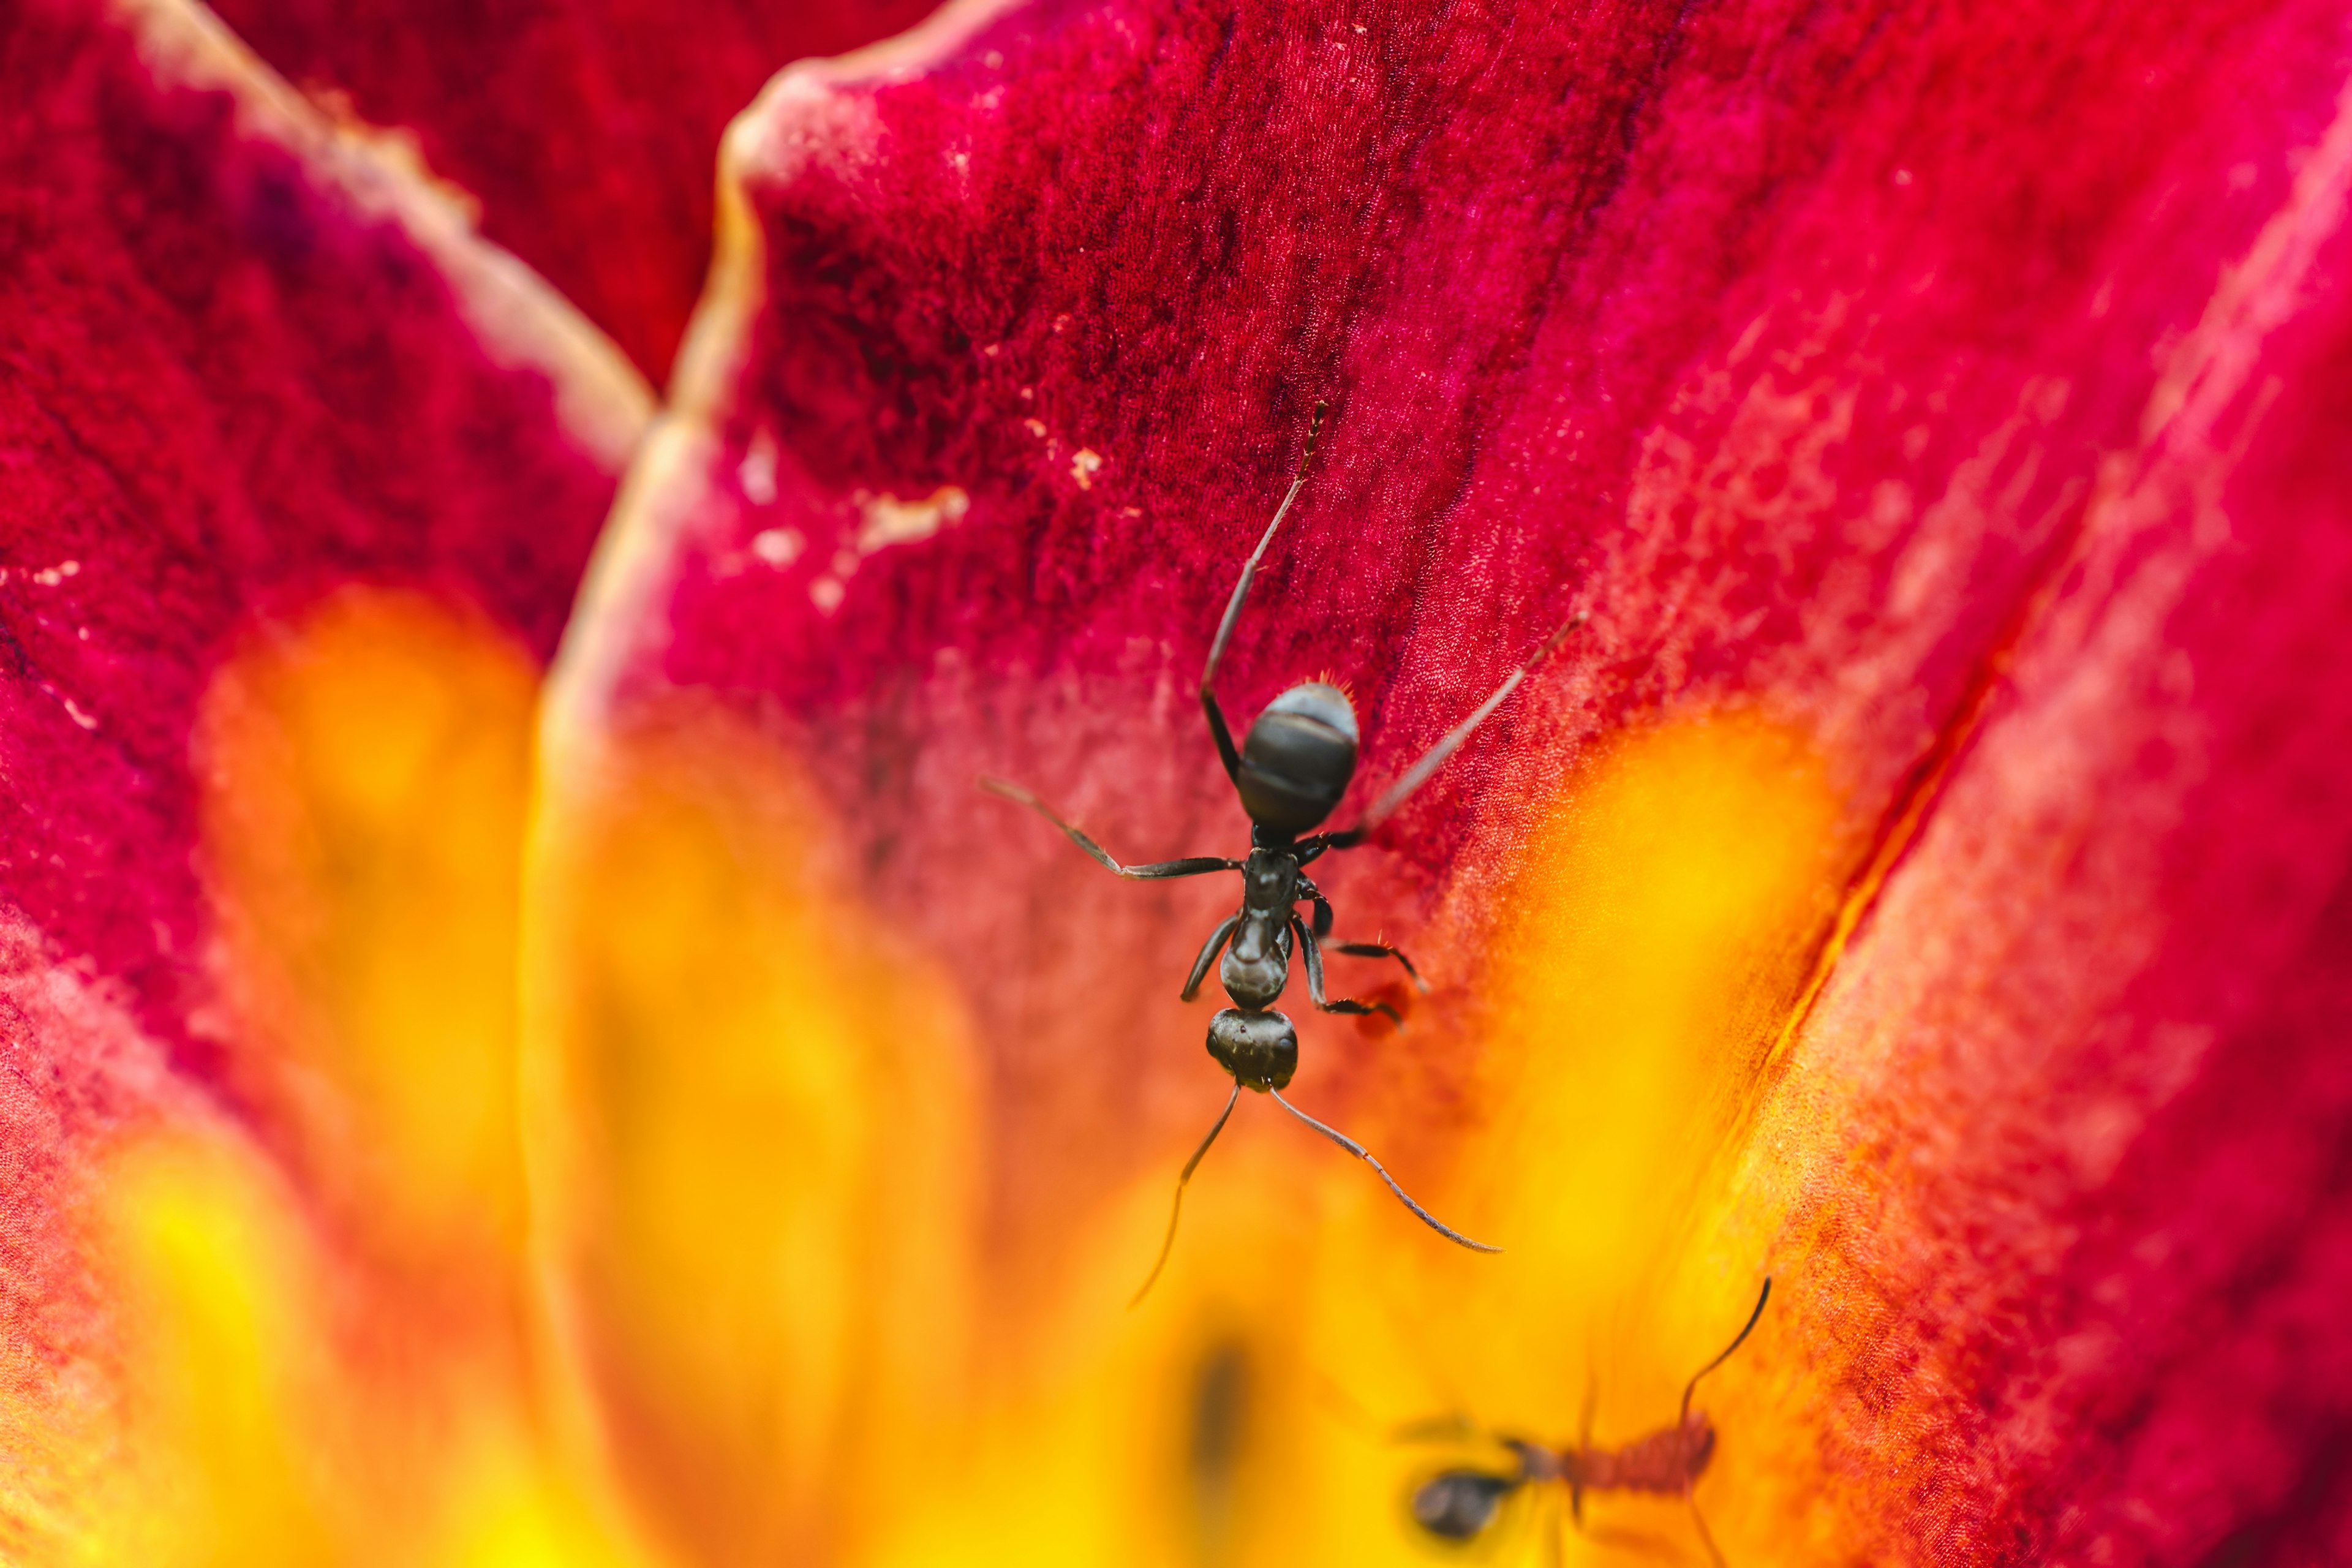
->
<box><xmin>1405</xmin><ymin>1280</ymin><xmax>1772</xmax><ymax>1568</ymax></box>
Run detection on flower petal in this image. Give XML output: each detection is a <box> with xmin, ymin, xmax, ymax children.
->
<box><xmin>2</xmin><ymin>0</ymin><xmax>649</xmax><ymax>1554</ymax></box>
<box><xmin>2</xmin><ymin>0</ymin><xmax>645</xmax><ymax>1076</ymax></box>
<box><xmin>207</xmin><ymin>0</ymin><xmax>946</xmax><ymax>379</ymax></box>
<box><xmin>536</xmin><ymin>0</ymin><xmax>2352</xmax><ymax>1559</ymax></box>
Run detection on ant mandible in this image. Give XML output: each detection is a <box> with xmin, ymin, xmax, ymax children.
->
<box><xmin>982</xmin><ymin>402</ymin><xmax>1579</xmax><ymax>1303</ymax></box>
<box><xmin>1406</xmin><ymin>1279</ymin><xmax>1773</xmax><ymax>1568</ymax></box>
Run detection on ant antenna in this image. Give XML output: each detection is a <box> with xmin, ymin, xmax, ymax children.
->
<box><xmin>1130</xmin><ymin>1084</ymin><xmax>1242</xmax><ymax>1307</ymax></box>
<box><xmin>1688</xmin><ymin>1495</ymin><xmax>1727</xmax><ymax>1568</ymax></box>
<box><xmin>1679</xmin><ymin>1278</ymin><xmax>1771</xmax><ymax>1425</ymax></box>
<box><xmin>1265</xmin><ymin>1088</ymin><xmax>1500</xmax><ymax>1253</ymax></box>
<box><xmin>1329</xmin><ymin>612</ymin><xmax>1588</xmax><ymax>848</ymax></box>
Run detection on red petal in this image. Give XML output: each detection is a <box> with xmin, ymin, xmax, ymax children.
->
<box><xmin>0</xmin><ymin>0</ymin><xmax>644</xmax><ymax>1107</ymax></box>
<box><xmin>540</xmin><ymin>0</ymin><xmax>2352</xmax><ymax>1557</ymax></box>
<box><xmin>207</xmin><ymin>0</ymin><xmax>945</xmax><ymax>380</ymax></box>
<box><xmin>2</xmin><ymin>1</ymin><xmax>649</xmax><ymax>1549</ymax></box>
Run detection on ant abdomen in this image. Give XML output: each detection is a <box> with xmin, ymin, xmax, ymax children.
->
<box><xmin>1207</xmin><ymin>1008</ymin><xmax>1298</xmax><ymax>1090</ymax></box>
<box><xmin>1237</xmin><ymin>682</ymin><xmax>1359</xmax><ymax>833</ymax></box>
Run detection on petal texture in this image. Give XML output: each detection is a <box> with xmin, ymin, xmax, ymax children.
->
<box><xmin>537</xmin><ymin>0</ymin><xmax>2352</xmax><ymax>1561</ymax></box>
<box><xmin>1</xmin><ymin>0</ymin><xmax>646</xmax><ymax>1070</ymax></box>
<box><xmin>1</xmin><ymin>0</ymin><xmax>649</xmax><ymax>1555</ymax></box>
<box><xmin>207</xmin><ymin>0</ymin><xmax>945</xmax><ymax>379</ymax></box>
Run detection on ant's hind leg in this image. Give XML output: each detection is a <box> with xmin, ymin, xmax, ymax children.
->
<box><xmin>1199</xmin><ymin>402</ymin><xmax>1326</xmax><ymax>779</ymax></box>
<box><xmin>1322</xmin><ymin>612</ymin><xmax>1586</xmax><ymax>849</ymax></box>
<box><xmin>980</xmin><ymin>778</ymin><xmax>1240</xmax><ymax>881</ymax></box>
<box><xmin>1330</xmin><ymin>940</ymin><xmax>1431</xmax><ymax>995</ymax></box>
<box><xmin>1291</xmin><ymin>918</ymin><xmax>1404</xmax><ymax>1028</ymax></box>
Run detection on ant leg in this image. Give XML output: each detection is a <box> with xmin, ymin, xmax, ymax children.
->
<box><xmin>1389</xmin><ymin>1414</ymin><xmax>1486</xmax><ymax>1445</ymax></box>
<box><xmin>1264</xmin><ymin>1088</ymin><xmax>1499</xmax><ymax>1253</ymax></box>
<box><xmin>981</xmin><ymin>778</ymin><xmax>1241</xmax><ymax>880</ymax></box>
<box><xmin>1290</xmin><ymin>916</ymin><xmax>1404</xmax><ymax>1027</ymax></box>
<box><xmin>1292</xmin><ymin>883</ymin><xmax>1343</xmax><ymax>951</ymax></box>
<box><xmin>1199</xmin><ymin>401</ymin><xmax>1326</xmax><ymax>780</ymax></box>
<box><xmin>1182</xmin><ymin>915</ymin><xmax>1242</xmax><ymax>1001</ymax></box>
<box><xmin>1322</xmin><ymin>612</ymin><xmax>1586</xmax><ymax>850</ymax></box>
<box><xmin>1331</xmin><ymin>940</ymin><xmax>1431</xmax><ymax>995</ymax></box>
<box><xmin>1293</xmin><ymin>882</ymin><xmax>1426</xmax><ymax>992</ymax></box>
<box><xmin>1687</xmin><ymin>1494</ymin><xmax>1727</xmax><ymax>1568</ymax></box>
<box><xmin>1130</xmin><ymin>1083</ymin><xmax>1243</xmax><ymax>1308</ymax></box>
<box><xmin>1572</xmin><ymin>1370</ymin><xmax>1596</xmax><ymax>1528</ymax></box>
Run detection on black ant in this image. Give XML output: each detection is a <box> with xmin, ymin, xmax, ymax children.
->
<box><xmin>982</xmin><ymin>402</ymin><xmax>1578</xmax><ymax>1302</ymax></box>
<box><xmin>1405</xmin><ymin>1279</ymin><xmax>1772</xmax><ymax>1568</ymax></box>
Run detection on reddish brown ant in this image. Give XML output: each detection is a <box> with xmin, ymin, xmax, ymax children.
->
<box><xmin>1404</xmin><ymin>1279</ymin><xmax>1771</xmax><ymax>1568</ymax></box>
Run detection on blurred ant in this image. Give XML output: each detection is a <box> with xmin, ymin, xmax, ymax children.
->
<box><xmin>1406</xmin><ymin>1279</ymin><xmax>1772</xmax><ymax>1568</ymax></box>
<box><xmin>983</xmin><ymin>402</ymin><xmax>1577</xmax><ymax>1303</ymax></box>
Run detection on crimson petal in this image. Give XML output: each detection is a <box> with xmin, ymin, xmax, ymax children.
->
<box><xmin>1</xmin><ymin>0</ymin><xmax>646</xmax><ymax>1074</ymax></box>
<box><xmin>539</xmin><ymin>0</ymin><xmax>2352</xmax><ymax>1559</ymax></box>
<box><xmin>208</xmin><ymin>0</ymin><xmax>946</xmax><ymax>379</ymax></box>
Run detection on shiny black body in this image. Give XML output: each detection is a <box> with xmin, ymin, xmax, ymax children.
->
<box><xmin>982</xmin><ymin>403</ymin><xmax>1577</xmax><ymax>1301</ymax></box>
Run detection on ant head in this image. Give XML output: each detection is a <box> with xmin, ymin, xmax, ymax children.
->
<box><xmin>1408</xmin><ymin>1468</ymin><xmax>1517</xmax><ymax>1542</ymax></box>
<box><xmin>1683</xmin><ymin>1412</ymin><xmax>1719</xmax><ymax>1477</ymax></box>
<box><xmin>1237</xmin><ymin>681</ymin><xmax>1358</xmax><ymax>835</ymax></box>
<box><xmin>1205</xmin><ymin>1008</ymin><xmax>1298</xmax><ymax>1091</ymax></box>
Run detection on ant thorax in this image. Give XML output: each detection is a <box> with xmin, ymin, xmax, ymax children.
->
<box><xmin>1217</xmin><ymin>848</ymin><xmax>1305</xmax><ymax>1011</ymax></box>
<box><xmin>1238</xmin><ymin>846</ymin><xmax>1300</xmax><ymax>913</ymax></box>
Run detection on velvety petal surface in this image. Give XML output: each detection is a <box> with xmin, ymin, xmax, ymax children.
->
<box><xmin>1</xmin><ymin>0</ymin><xmax>645</xmax><ymax>1069</ymax></box>
<box><xmin>1</xmin><ymin>0</ymin><xmax>649</xmax><ymax>1555</ymax></box>
<box><xmin>533</xmin><ymin>0</ymin><xmax>2352</xmax><ymax>1562</ymax></box>
<box><xmin>206</xmin><ymin>0</ymin><xmax>944</xmax><ymax>380</ymax></box>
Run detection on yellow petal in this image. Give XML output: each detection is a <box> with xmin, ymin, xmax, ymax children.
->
<box><xmin>525</xmin><ymin>703</ymin><xmax>979</xmax><ymax>1564</ymax></box>
<box><xmin>196</xmin><ymin>586</ymin><xmax>540</xmax><ymax>1268</ymax></box>
<box><xmin>83</xmin><ymin>1129</ymin><xmax>342</xmax><ymax>1566</ymax></box>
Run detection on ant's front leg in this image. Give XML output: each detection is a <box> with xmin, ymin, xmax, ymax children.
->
<box><xmin>1290</xmin><ymin>914</ymin><xmax>1404</xmax><ymax>1028</ymax></box>
<box><xmin>981</xmin><ymin>778</ymin><xmax>1242</xmax><ymax>880</ymax></box>
<box><xmin>1182</xmin><ymin>914</ymin><xmax>1242</xmax><ymax>1001</ymax></box>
